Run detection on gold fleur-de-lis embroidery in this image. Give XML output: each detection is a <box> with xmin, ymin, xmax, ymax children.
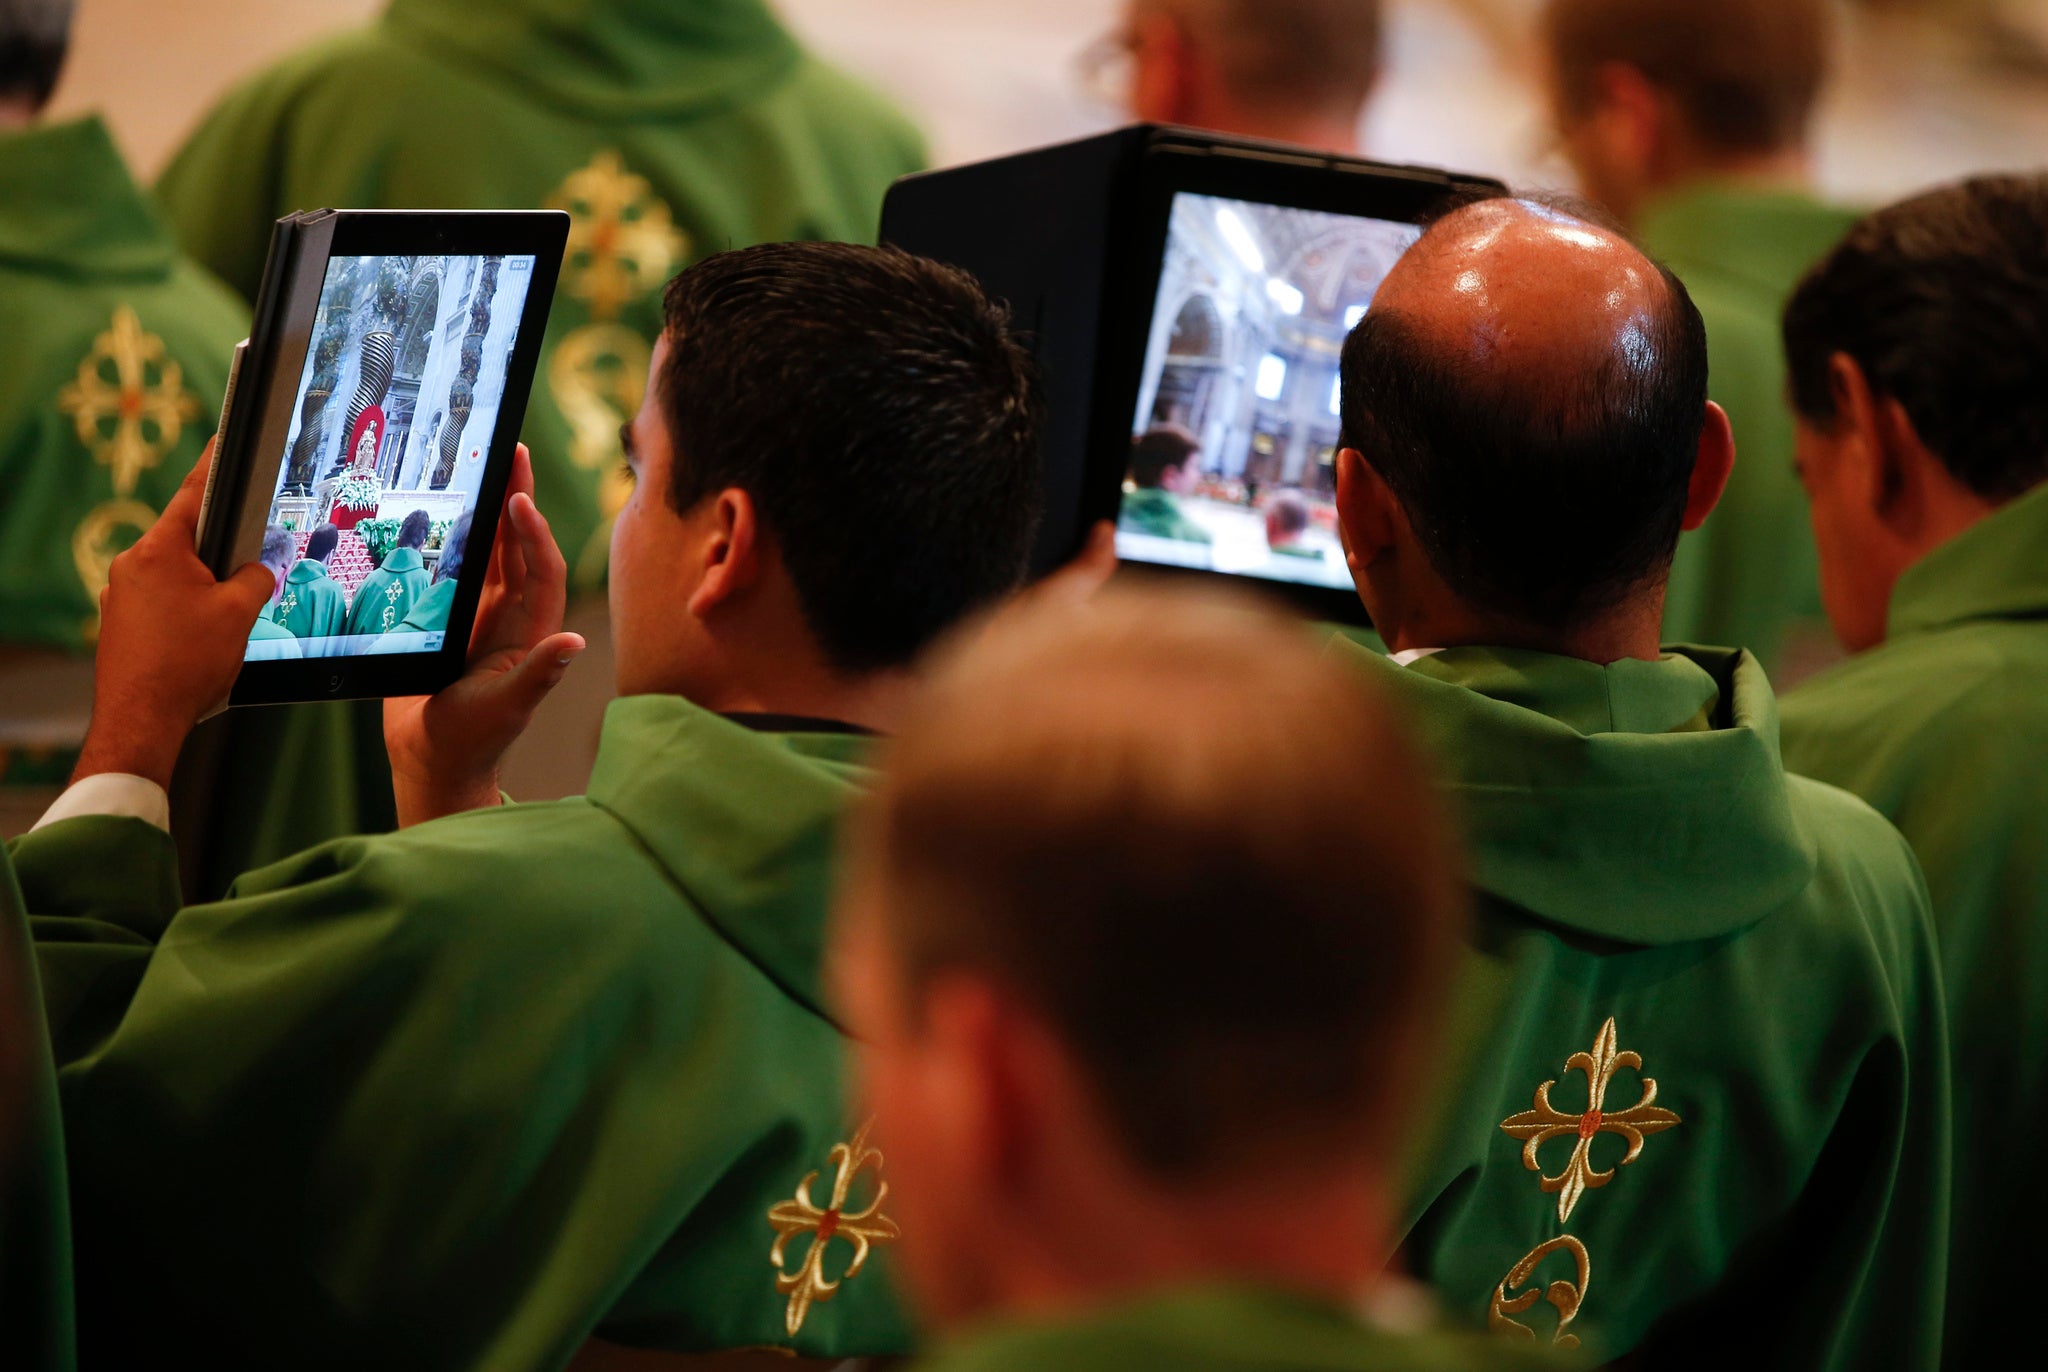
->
<box><xmin>1489</xmin><ymin>1235</ymin><xmax>1591</xmax><ymax>1349</ymax></box>
<box><xmin>546</xmin><ymin>151</ymin><xmax>688</xmax><ymax>322</ymax></box>
<box><xmin>1501</xmin><ymin>1017</ymin><xmax>1680</xmax><ymax>1223</ymax></box>
<box><xmin>766</xmin><ymin>1122</ymin><xmax>900</xmax><ymax>1339</ymax></box>
<box><xmin>278</xmin><ymin>590</ymin><xmax>299</xmax><ymax>619</ymax></box>
<box><xmin>58</xmin><ymin>307</ymin><xmax>200</xmax><ymax>496</ymax></box>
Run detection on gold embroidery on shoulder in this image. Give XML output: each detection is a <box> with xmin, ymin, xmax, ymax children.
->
<box><xmin>1500</xmin><ymin>1016</ymin><xmax>1680</xmax><ymax>1222</ymax></box>
<box><xmin>1489</xmin><ymin>1235</ymin><xmax>1590</xmax><ymax>1349</ymax></box>
<box><xmin>767</xmin><ymin>1121</ymin><xmax>900</xmax><ymax>1339</ymax></box>
<box><xmin>58</xmin><ymin>306</ymin><xmax>200</xmax><ymax>497</ymax></box>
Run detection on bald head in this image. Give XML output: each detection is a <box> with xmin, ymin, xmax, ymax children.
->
<box><xmin>1340</xmin><ymin>196</ymin><xmax>1709</xmax><ymax>630</ymax></box>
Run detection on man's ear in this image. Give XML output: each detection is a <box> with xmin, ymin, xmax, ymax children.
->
<box><xmin>924</xmin><ymin>974</ymin><xmax>1041</xmax><ymax>1194</ymax></box>
<box><xmin>1826</xmin><ymin>352</ymin><xmax>1909</xmax><ymax>521</ymax></box>
<box><xmin>684</xmin><ymin>487</ymin><xmax>762</xmax><ymax>619</ymax></box>
<box><xmin>1334</xmin><ymin>447</ymin><xmax>1397</xmax><ymax>569</ymax></box>
<box><xmin>1589</xmin><ymin>61</ymin><xmax>1664</xmax><ymax>173</ymax></box>
<box><xmin>1680</xmin><ymin>401</ymin><xmax>1736</xmax><ymax>532</ymax></box>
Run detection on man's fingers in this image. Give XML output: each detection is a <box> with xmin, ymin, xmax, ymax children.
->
<box><xmin>158</xmin><ymin>438</ymin><xmax>219</xmax><ymax>536</ymax></box>
<box><xmin>511</xmin><ymin>493</ymin><xmax>569</xmax><ymax>628</ymax></box>
<box><xmin>495</xmin><ymin>631</ymin><xmax>586</xmax><ymax>713</ymax></box>
<box><xmin>222</xmin><ymin>561</ymin><xmax>277</xmax><ymax>624</ymax></box>
<box><xmin>508</xmin><ymin>444</ymin><xmax>537</xmax><ymax>503</ymax></box>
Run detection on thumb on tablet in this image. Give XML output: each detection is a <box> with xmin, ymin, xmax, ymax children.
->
<box><xmin>223</xmin><ymin>560</ymin><xmax>275</xmax><ymax>622</ymax></box>
<box><xmin>500</xmin><ymin>630</ymin><xmax>587</xmax><ymax>712</ymax></box>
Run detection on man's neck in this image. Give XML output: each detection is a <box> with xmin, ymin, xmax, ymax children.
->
<box><xmin>644</xmin><ymin>661</ymin><xmax>917</xmax><ymax>736</ymax></box>
<box><xmin>1648</xmin><ymin>146</ymin><xmax>1815</xmax><ymax>211</ymax></box>
<box><xmin>1194</xmin><ymin>104</ymin><xmax>1360</xmax><ymax>157</ymax></box>
<box><xmin>1375</xmin><ymin>597</ymin><xmax>1667</xmax><ymax>666</ymax></box>
<box><xmin>0</xmin><ymin>99</ymin><xmax>37</xmax><ymax>131</ymax></box>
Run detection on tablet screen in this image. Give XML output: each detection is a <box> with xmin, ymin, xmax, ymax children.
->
<box><xmin>1120</xmin><ymin>192</ymin><xmax>1420</xmax><ymax>592</ymax></box>
<box><xmin>244</xmin><ymin>252</ymin><xmax>536</xmax><ymax>662</ymax></box>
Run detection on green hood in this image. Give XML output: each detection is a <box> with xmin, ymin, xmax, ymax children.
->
<box><xmin>1637</xmin><ymin>183</ymin><xmax>1861</xmax><ymax>304</ymax></box>
<box><xmin>584</xmin><ymin>695</ymin><xmax>873</xmax><ymax>1021</ymax></box>
<box><xmin>382</xmin><ymin>0</ymin><xmax>802</xmax><ymax>119</ymax></box>
<box><xmin>379</xmin><ymin>545</ymin><xmax>425</xmax><ymax>574</ymax></box>
<box><xmin>0</xmin><ymin>116</ymin><xmax>176</xmax><ymax>280</ymax></box>
<box><xmin>1889</xmin><ymin>477</ymin><xmax>2048</xmax><ymax>638</ymax></box>
<box><xmin>1337</xmin><ymin>642</ymin><xmax>1815</xmax><ymax>946</ymax></box>
<box><xmin>285</xmin><ymin>559</ymin><xmax>334</xmax><ymax>585</ymax></box>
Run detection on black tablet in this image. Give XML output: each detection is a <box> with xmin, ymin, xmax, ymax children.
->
<box><xmin>196</xmin><ymin>209</ymin><xmax>567</xmax><ymax>704</ymax></box>
<box><xmin>881</xmin><ymin>126</ymin><xmax>1502</xmax><ymax>624</ymax></box>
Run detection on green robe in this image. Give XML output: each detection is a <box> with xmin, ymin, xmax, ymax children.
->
<box><xmin>274</xmin><ymin>559</ymin><xmax>350</xmax><ymax>642</ymax></box>
<box><xmin>1779</xmin><ymin>479</ymin><xmax>2048</xmax><ymax>1370</ymax></box>
<box><xmin>156</xmin><ymin>0</ymin><xmax>927</xmax><ymax>586</ymax></box>
<box><xmin>1639</xmin><ymin>185</ymin><xmax>1860</xmax><ymax>672</ymax></box>
<box><xmin>916</xmin><ymin>1285</ymin><xmax>1561</xmax><ymax>1372</ymax></box>
<box><xmin>1119</xmin><ymin>488</ymin><xmax>1213</xmax><ymax>544</ymax></box>
<box><xmin>0</xmin><ymin>115</ymin><xmax>389</xmax><ymax>893</ymax></box>
<box><xmin>13</xmin><ymin>698</ymin><xmax>912</xmax><ymax>1370</ymax></box>
<box><xmin>245</xmin><ymin>612</ymin><xmax>304</xmax><ymax>659</ymax></box>
<box><xmin>377</xmin><ymin>576</ymin><xmax>457</xmax><ymax>646</ymax></box>
<box><xmin>0</xmin><ymin>847</ymin><xmax>73</xmax><ymax>1372</ymax></box>
<box><xmin>343</xmin><ymin>546</ymin><xmax>430</xmax><ymax>640</ymax></box>
<box><xmin>1332</xmin><ymin>642</ymin><xmax>1948</xmax><ymax>1368</ymax></box>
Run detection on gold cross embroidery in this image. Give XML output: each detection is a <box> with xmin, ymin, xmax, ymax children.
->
<box><xmin>57</xmin><ymin>307</ymin><xmax>200</xmax><ymax>497</ymax></box>
<box><xmin>1489</xmin><ymin>1235</ymin><xmax>1591</xmax><ymax>1349</ymax></box>
<box><xmin>547</xmin><ymin>151</ymin><xmax>688</xmax><ymax>322</ymax></box>
<box><xmin>766</xmin><ymin>1121</ymin><xmax>900</xmax><ymax>1339</ymax></box>
<box><xmin>1500</xmin><ymin>1017</ymin><xmax>1680</xmax><ymax>1223</ymax></box>
<box><xmin>279</xmin><ymin>590</ymin><xmax>299</xmax><ymax>619</ymax></box>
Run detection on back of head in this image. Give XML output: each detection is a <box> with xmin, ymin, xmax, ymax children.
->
<box><xmin>259</xmin><ymin>527</ymin><xmax>295</xmax><ymax>575</ymax></box>
<box><xmin>0</xmin><ymin>0</ymin><xmax>74</xmax><ymax>113</ymax></box>
<box><xmin>1542</xmin><ymin>0</ymin><xmax>1829</xmax><ymax>154</ymax></box>
<box><xmin>1128</xmin><ymin>425</ymin><xmax>1200</xmax><ymax>489</ymax></box>
<box><xmin>1268</xmin><ymin>491</ymin><xmax>1310</xmax><ymax>538</ymax></box>
<box><xmin>436</xmin><ymin>511</ymin><xmax>472</xmax><ymax>583</ymax></box>
<box><xmin>1157</xmin><ymin>0</ymin><xmax>1382</xmax><ymax>124</ymax></box>
<box><xmin>305</xmin><ymin>523</ymin><xmax>340</xmax><ymax>565</ymax></box>
<box><xmin>660</xmin><ymin>242</ymin><xmax>1043</xmax><ymax>673</ymax></box>
<box><xmin>864</xmin><ymin>586</ymin><xmax>1466</xmax><ymax>1179</ymax></box>
<box><xmin>1785</xmin><ymin>173</ymin><xmax>2048</xmax><ymax>504</ymax></box>
<box><xmin>1341</xmin><ymin>195</ymin><xmax>1710</xmax><ymax>631</ymax></box>
<box><xmin>396</xmin><ymin>508</ymin><xmax>432</xmax><ymax>552</ymax></box>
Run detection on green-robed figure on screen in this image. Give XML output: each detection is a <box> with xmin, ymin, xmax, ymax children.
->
<box><xmin>1542</xmin><ymin>0</ymin><xmax>1859</xmax><ymax>675</ymax></box>
<box><xmin>344</xmin><ymin>509</ymin><xmax>433</xmax><ymax>639</ymax></box>
<box><xmin>1328</xmin><ymin>197</ymin><xmax>1946</xmax><ymax>1370</ymax></box>
<box><xmin>271</xmin><ymin>521</ymin><xmax>349</xmax><ymax>642</ymax></box>
<box><xmin>1776</xmin><ymin>177</ymin><xmax>2048</xmax><ymax>1371</ymax></box>
<box><xmin>13</xmin><ymin>245</ymin><xmax>1050</xmax><ymax>1372</ymax></box>
<box><xmin>373</xmin><ymin>511</ymin><xmax>470</xmax><ymax>650</ymax></box>
<box><xmin>1118</xmin><ymin>427</ymin><xmax>1214</xmax><ymax>546</ymax></box>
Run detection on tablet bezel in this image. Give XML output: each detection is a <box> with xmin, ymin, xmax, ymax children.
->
<box><xmin>1085</xmin><ymin>140</ymin><xmax>1492</xmax><ymax>624</ymax></box>
<box><xmin>227</xmin><ymin>210</ymin><xmax>568</xmax><ymax>706</ymax></box>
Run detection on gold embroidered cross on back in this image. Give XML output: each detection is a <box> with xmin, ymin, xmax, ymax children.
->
<box><xmin>1500</xmin><ymin>1016</ymin><xmax>1680</xmax><ymax>1223</ymax></box>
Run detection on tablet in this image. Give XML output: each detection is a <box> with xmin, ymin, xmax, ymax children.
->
<box><xmin>196</xmin><ymin>210</ymin><xmax>567</xmax><ymax>703</ymax></box>
<box><xmin>880</xmin><ymin>126</ymin><xmax>1501</xmax><ymax>623</ymax></box>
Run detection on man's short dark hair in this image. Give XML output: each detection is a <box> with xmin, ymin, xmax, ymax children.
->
<box><xmin>1339</xmin><ymin>202</ymin><xmax>1710</xmax><ymax>630</ymax></box>
<box><xmin>259</xmin><ymin>527</ymin><xmax>295</xmax><ymax>574</ymax></box>
<box><xmin>0</xmin><ymin>0</ymin><xmax>75</xmax><ymax>110</ymax></box>
<box><xmin>1543</xmin><ymin>0</ymin><xmax>1828</xmax><ymax>154</ymax></box>
<box><xmin>1784</xmin><ymin>174</ymin><xmax>2048</xmax><ymax>504</ymax></box>
<box><xmin>1268</xmin><ymin>492</ymin><xmax>1310</xmax><ymax>538</ymax></box>
<box><xmin>659</xmin><ymin>242</ymin><xmax>1043</xmax><ymax>674</ymax></box>
<box><xmin>1129</xmin><ymin>426</ymin><xmax>1200</xmax><ymax>489</ymax></box>
<box><xmin>435</xmin><ymin>511</ymin><xmax>472</xmax><ymax>584</ymax></box>
<box><xmin>396</xmin><ymin>509</ymin><xmax>431</xmax><ymax>552</ymax></box>
<box><xmin>305</xmin><ymin>523</ymin><xmax>340</xmax><ymax>564</ymax></box>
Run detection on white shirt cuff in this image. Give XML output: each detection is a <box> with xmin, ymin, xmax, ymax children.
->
<box><xmin>32</xmin><ymin>772</ymin><xmax>172</xmax><ymax>833</ymax></box>
<box><xmin>1389</xmin><ymin>646</ymin><xmax>1445</xmax><ymax>667</ymax></box>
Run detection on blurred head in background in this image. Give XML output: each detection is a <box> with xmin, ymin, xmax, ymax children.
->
<box><xmin>1540</xmin><ymin>0</ymin><xmax>1830</xmax><ymax>224</ymax></box>
<box><xmin>1784</xmin><ymin>172</ymin><xmax>2048</xmax><ymax>652</ymax></box>
<box><xmin>834</xmin><ymin>586</ymin><xmax>1464</xmax><ymax>1328</ymax></box>
<box><xmin>1111</xmin><ymin>0</ymin><xmax>1381</xmax><ymax>154</ymax></box>
<box><xmin>0</xmin><ymin>0</ymin><xmax>75</xmax><ymax>123</ymax></box>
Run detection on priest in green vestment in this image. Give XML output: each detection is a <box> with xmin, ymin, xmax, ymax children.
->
<box><xmin>343</xmin><ymin>509</ymin><xmax>432</xmax><ymax>641</ymax></box>
<box><xmin>156</xmin><ymin>0</ymin><xmax>926</xmax><ymax>586</ymax></box>
<box><xmin>1330</xmin><ymin>197</ymin><xmax>1947</xmax><ymax>1368</ymax></box>
<box><xmin>1542</xmin><ymin>0</ymin><xmax>1858</xmax><ymax>675</ymax></box>
<box><xmin>374</xmin><ymin>512</ymin><xmax>470</xmax><ymax>650</ymax></box>
<box><xmin>1118</xmin><ymin>427</ymin><xmax>1214</xmax><ymax>545</ymax></box>
<box><xmin>833</xmin><ymin>588</ymin><xmax>1555</xmax><ymax>1372</ymax></box>
<box><xmin>1</xmin><ymin>842</ymin><xmax>72</xmax><ymax>1372</ymax></box>
<box><xmin>1776</xmin><ymin>175</ymin><xmax>2048</xmax><ymax>1371</ymax></box>
<box><xmin>12</xmin><ymin>244</ymin><xmax>1049</xmax><ymax>1372</ymax></box>
<box><xmin>244</xmin><ymin>528</ymin><xmax>305</xmax><ymax>661</ymax></box>
<box><xmin>272</xmin><ymin>521</ymin><xmax>350</xmax><ymax>643</ymax></box>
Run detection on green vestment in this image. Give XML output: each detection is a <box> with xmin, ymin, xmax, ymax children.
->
<box><xmin>274</xmin><ymin>558</ymin><xmax>350</xmax><ymax>641</ymax></box>
<box><xmin>245</xmin><ymin>612</ymin><xmax>304</xmax><ymax>659</ymax></box>
<box><xmin>0</xmin><ymin>847</ymin><xmax>73</xmax><ymax>1372</ymax></box>
<box><xmin>13</xmin><ymin>698</ymin><xmax>912</xmax><ymax>1370</ymax></box>
<box><xmin>1638</xmin><ymin>185</ymin><xmax>1860</xmax><ymax>672</ymax></box>
<box><xmin>155</xmin><ymin>0</ymin><xmax>926</xmax><ymax>586</ymax></box>
<box><xmin>1332</xmin><ymin>642</ymin><xmax>1949</xmax><ymax>1369</ymax></box>
<box><xmin>343</xmin><ymin>545</ymin><xmax>430</xmax><ymax>640</ymax></box>
<box><xmin>0</xmin><ymin>115</ymin><xmax>389</xmax><ymax>889</ymax></box>
<box><xmin>380</xmin><ymin>576</ymin><xmax>457</xmax><ymax>643</ymax></box>
<box><xmin>916</xmin><ymin>1285</ymin><xmax>1562</xmax><ymax>1372</ymax></box>
<box><xmin>1119</xmin><ymin>488</ymin><xmax>1213</xmax><ymax>544</ymax></box>
<box><xmin>1780</xmin><ymin>479</ymin><xmax>2048</xmax><ymax>1369</ymax></box>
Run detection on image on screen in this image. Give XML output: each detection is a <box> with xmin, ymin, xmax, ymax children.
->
<box><xmin>1120</xmin><ymin>192</ymin><xmax>1421</xmax><ymax>591</ymax></box>
<box><xmin>243</xmin><ymin>252</ymin><xmax>535</xmax><ymax>662</ymax></box>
